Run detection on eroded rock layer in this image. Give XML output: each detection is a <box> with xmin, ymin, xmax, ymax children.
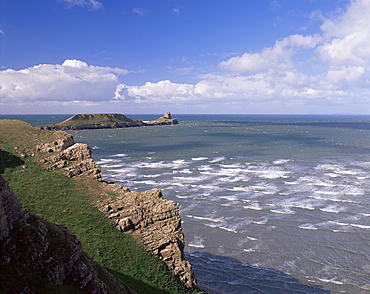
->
<box><xmin>31</xmin><ymin>129</ymin><xmax>197</xmax><ymax>290</ymax></box>
<box><xmin>95</xmin><ymin>188</ymin><xmax>197</xmax><ymax>290</ymax></box>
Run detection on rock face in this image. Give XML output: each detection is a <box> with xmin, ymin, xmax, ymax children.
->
<box><xmin>95</xmin><ymin>188</ymin><xmax>197</xmax><ymax>290</ymax></box>
<box><xmin>36</xmin><ymin>135</ymin><xmax>102</xmax><ymax>181</ymax></box>
<box><xmin>0</xmin><ymin>176</ymin><xmax>132</xmax><ymax>293</ymax></box>
<box><xmin>31</xmin><ymin>130</ymin><xmax>197</xmax><ymax>290</ymax></box>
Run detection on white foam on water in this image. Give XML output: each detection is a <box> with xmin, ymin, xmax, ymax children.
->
<box><xmin>219</xmin><ymin>195</ymin><xmax>238</xmax><ymax>201</ymax></box>
<box><xmin>351</xmin><ymin>223</ymin><xmax>370</xmax><ymax>229</ymax></box>
<box><xmin>243</xmin><ymin>248</ymin><xmax>256</xmax><ymax>252</ymax></box>
<box><xmin>110</xmin><ymin>153</ymin><xmax>128</xmax><ymax>157</ymax></box>
<box><xmin>270</xmin><ymin>208</ymin><xmax>295</xmax><ymax>215</ymax></box>
<box><xmin>188</xmin><ymin>236</ymin><xmax>205</xmax><ymax>248</ymax></box>
<box><xmin>97</xmin><ymin>158</ymin><xmax>122</xmax><ymax>164</ymax></box>
<box><xmin>246</xmin><ymin>169</ymin><xmax>290</xmax><ymax>179</ymax></box>
<box><xmin>246</xmin><ymin>235</ymin><xmax>258</xmax><ymax>241</ymax></box>
<box><xmin>228</xmin><ymin>187</ymin><xmax>251</xmax><ymax>192</ymax></box>
<box><xmin>273</xmin><ymin>159</ymin><xmax>292</xmax><ymax>165</ymax></box>
<box><xmin>209</xmin><ymin>156</ymin><xmax>226</xmax><ymax>163</ymax></box>
<box><xmin>143</xmin><ymin>174</ymin><xmax>161</xmax><ymax>178</ymax></box>
<box><xmin>335</xmin><ymin>169</ymin><xmax>358</xmax><ymax>175</ymax></box>
<box><xmin>178</xmin><ymin>169</ymin><xmax>192</xmax><ymax>174</ymax></box>
<box><xmin>299</xmin><ymin>224</ymin><xmax>318</xmax><ymax>230</ymax></box>
<box><xmin>244</xmin><ymin>205</ymin><xmax>263</xmax><ymax>211</ymax></box>
<box><xmin>191</xmin><ymin>157</ymin><xmax>208</xmax><ymax>161</ymax></box>
<box><xmin>186</xmin><ymin>215</ymin><xmax>224</xmax><ymax>223</ymax></box>
<box><xmin>92</xmin><ymin>146</ymin><xmax>101</xmax><ymax>149</ymax></box>
<box><xmin>317</xmin><ymin>278</ymin><xmax>344</xmax><ymax>285</ymax></box>
<box><xmin>203</xmin><ymin>223</ymin><xmax>238</xmax><ymax>233</ymax></box>
<box><xmin>197</xmin><ymin>165</ymin><xmax>212</xmax><ymax>171</ymax></box>
<box><xmin>320</xmin><ymin>206</ymin><xmax>342</xmax><ymax>213</ymax></box>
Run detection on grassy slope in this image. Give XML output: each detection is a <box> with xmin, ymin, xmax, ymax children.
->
<box><xmin>43</xmin><ymin>114</ymin><xmax>142</xmax><ymax>128</ymax></box>
<box><xmin>0</xmin><ymin>120</ymin><xmax>194</xmax><ymax>294</ymax></box>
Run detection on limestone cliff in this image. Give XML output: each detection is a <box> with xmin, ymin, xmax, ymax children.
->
<box><xmin>29</xmin><ymin>129</ymin><xmax>197</xmax><ymax>290</ymax></box>
<box><xmin>0</xmin><ymin>176</ymin><xmax>133</xmax><ymax>294</ymax></box>
<box><xmin>95</xmin><ymin>187</ymin><xmax>196</xmax><ymax>289</ymax></box>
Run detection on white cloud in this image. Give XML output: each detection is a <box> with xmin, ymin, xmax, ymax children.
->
<box><xmin>0</xmin><ymin>60</ymin><xmax>128</xmax><ymax>105</ymax></box>
<box><xmin>219</xmin><ymin>34</ymin><xmax>321</xmax><ymax>73</ymax></box>
<box><xmin>2</xmin><ymin>0</ymin><xmax>370</xmax><ymax>114</ymax></box>
<box><xmin>61</xmin><ymin>0</ymin><xmax>102</xmax><ymax>10</ymax></box>
<box><xmin>132</xmin><ymin>8</ymin><xmax>147</xmax><ymax>16</ymax></box>
<box><xmin>318</xmin><ymin>0</ymin><xmax>370</xmax><ymax>66</ymax></box>
<box><xmin>113</xmin><ymin>0</ymin><xmax>369</xmax><ymax>113</ymax></box>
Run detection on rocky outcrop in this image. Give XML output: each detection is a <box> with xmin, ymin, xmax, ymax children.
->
<box><xmin>39</xmin><ymin>113</ymin><xmax>145</xmax><ymax>131</ymax></box>
<box><xmin>0</xmin><ymin>176</ymin><xmax>132</xmax><ymax>293</ymax></box>
<box><xmin>30</xmin><ymin>130</ymin><xmax>197</xmax><ymax>290</ymax></box>
<box><xmin>37</xmin><ymin>137</ymin><xmax>102</xmax><ymax>181</ymax></box>
<box><xmin>38</xmin><ymin>112</ymin><xmax>178</xmax><ymax>130</ymax></box>
<box><xmin>35</xmin><ymin>133</ymin><xmax>75</xmax><ymax>152</ymax></box>
<box><xmin>145</xmin><ymin>112</ymin><xmax>179</xmax><ymax>126</ymax></box>
<box><xmin>95</xmin><ymin>188</ymin><xmax>197</xmax><ymax>290</ymax></box>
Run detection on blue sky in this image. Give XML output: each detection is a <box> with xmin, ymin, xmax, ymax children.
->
<box><xmin>1</xmin><ymin>0</ymin><xmax>369</xmax><ymax>114</ymax></box>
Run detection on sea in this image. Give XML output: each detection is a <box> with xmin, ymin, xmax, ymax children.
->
<box><xmin>2</xmin><ymin>114</ymin><xmax>370</xmax><ymax>294</ymax></box>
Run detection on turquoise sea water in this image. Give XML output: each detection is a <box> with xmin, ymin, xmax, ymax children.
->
<box><xmin>3</xmin><ymin>114</ymin><xmax>370</xmax><ymax>293</ymax></box>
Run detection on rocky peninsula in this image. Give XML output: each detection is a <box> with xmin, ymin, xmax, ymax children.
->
<box><xmin>0</xmin><ymin>119</ymin><xmax>201</xmax><ymax>293</ymax></box>
<box><xmin>39</xmin><ymin>112</ymin><xmax>179</xmax><ymax>130</ymax></box>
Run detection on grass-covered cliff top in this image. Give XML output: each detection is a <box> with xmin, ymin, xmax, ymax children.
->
<box><xmin>0</xmin><ymin>120</ymin><xmax>198</xmax><ymax>294</ymax></box>
<box><xmin>39</xmin><ymin>113</ymin><xmax>144</xmax><ymax>130</ymax></box>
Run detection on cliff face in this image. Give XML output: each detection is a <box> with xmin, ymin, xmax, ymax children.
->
<box><xmin>29</xmin><ymin>129</ymin><xmax>197</xmax><ymax>290</ymax></box>
<box><xmin>0</xmin><ymin>176</ymin><xmax>132</xmax><ymax>294</ymax></box>
<box><xmin>95</xmin><ymin>187</ymin><xmax>197</xmax><ymax>289</ymax></box>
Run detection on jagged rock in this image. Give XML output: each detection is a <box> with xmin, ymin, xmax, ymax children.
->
<box><xmin>0</xmin><ymin>176</ymin><xmax>132</xmax><ymax>293</ymax></box>
<box><xmin>35</xmin><ymin>133</ymin><xmax>75</xmax><ymax>152</ymax></box>
<box><xmin>145</xmin><ymin>112</ymin><xmax>179</xmax><ymax>125</ymax></box>
<box><xmin>40</xmin><ymin>141</ymin><xmax>102</xmax><ymax>180</ymax></box>
<box><xmin>95</xmin><ymin>188</ymin><xmax>197</xmax><ymax>290</ymax></box>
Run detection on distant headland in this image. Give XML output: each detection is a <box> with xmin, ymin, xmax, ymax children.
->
<box><xmin>38</xmin><ymin>112</ymin><xmax>179</xmax><ymax>130</ymax></box>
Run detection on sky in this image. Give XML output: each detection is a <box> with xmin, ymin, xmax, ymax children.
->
<box><xmin>0</xmin><ymin>0</ymin><xmax>369</xmax><ymax>115</ymax></box>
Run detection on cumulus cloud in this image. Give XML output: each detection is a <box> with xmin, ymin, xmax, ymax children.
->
<box><xmin>114</xmin><ymin>0</ymin><xmax>370</xmax><ymax>112</ymax></box>
<box><xmin>2</xmin><ymin>0</ymin><xmax>370</xmax><ymax>114</ymax></box>
<box><xmin>318</xmin><ymin>0</ymin><xmax>370</xmax><ymax>66</ymax></box>
<box><xmin>0</xmin><ymin>59</ymin><xmax>128</xmax><ymax>106</ymax></box>
<box><xmin>61</xmin><ymin>0</ymin><xmax>102</xmax><ymax>10</ymax></box>
<box><xmin>219</xmin><ymin>34</ymin><xmax>321</xmax><ymax>73</ymax></box>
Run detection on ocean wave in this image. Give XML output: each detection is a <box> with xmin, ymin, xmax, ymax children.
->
<box><xmin>192</xmin><ymin>157</ymin><xmax>208</xmax><ymax>161</ymax></box>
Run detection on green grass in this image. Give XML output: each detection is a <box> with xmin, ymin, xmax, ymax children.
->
<box><xmin>0</xmin><ymin>120</ymin><xmax>196</xmax><ymax>294</ymax></box>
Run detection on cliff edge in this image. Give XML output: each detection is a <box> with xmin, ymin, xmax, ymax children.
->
<box><xmin>0</xmin><ymin>119</ymin><xmax>198</xmax><ymax>292</ymax></box>
<box><xmin>0</xmin><ymin>176</ymin><xmax>133</xmax><ymax>294</ymax></box>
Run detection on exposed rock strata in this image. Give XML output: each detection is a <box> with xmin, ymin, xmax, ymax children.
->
<box><xmin>32</xmin><ymin>130</ymin><xmax>197</xmax><ymax>290</ymax></box>
<box><xmin>0</xmin><ymin>176</ymin><xmax>132</xmax><ymax>293</ymax></box>
<box><xmin>95</xmin><ymin>188</ymin><xmax>197</xmax><ymax>290</ymax></box>
<box><xmin>40</xmin><ymin>142</ymin><xmax>102</xmax><ymax>180</ymax></box>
